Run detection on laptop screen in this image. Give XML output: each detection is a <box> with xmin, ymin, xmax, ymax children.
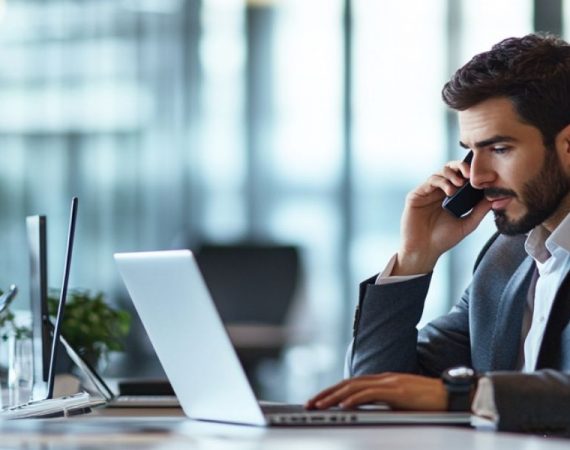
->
<box><xmin>26</xmin><ymin>215</ymin><xmax>50</xmax><ymax>400</ymax></box>
<box><xmin>45</xmin><ymin>197</ymin><xmax>78</xmax><ymax>399</ymax></box>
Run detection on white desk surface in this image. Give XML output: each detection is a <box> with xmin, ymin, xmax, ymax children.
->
<box><xmin>0</xmin><ymin>407</ymin><xmax>567</xmax><ymax>449</ymax></box>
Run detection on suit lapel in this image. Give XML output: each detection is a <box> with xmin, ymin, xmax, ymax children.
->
<box><xmin>489</xmin><ymin>257</ymin><xmax>535</xmax><ymax>370</ymax></box>
<box><xmin>536</xmin><ymin>271</ymin><xmax>570</xmax><ymax>369</ymax></box>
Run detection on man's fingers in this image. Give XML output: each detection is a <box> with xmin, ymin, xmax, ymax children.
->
<box><xmin>306</xmin><ymin>374</ymin><xmax>400</xmax><ymax>409</ymax></box>
<box><xmin>444</xmin><ymin>159</ymin><xmax>470</xmax><ymax>179</ymax></box>
<box><xmin>306</xmin><ymin>374</ymin><xmax>447</xmax><ymax>412</ymax></box>
<box><xmin>306</xmin><ymin>377</ymin><xmax>371</xmax><ymax>408</ymax></box>
<box><xmin>309</xmin><ymin>375</ymin><xmax>401</xmax><ymax>409</ymax></box>
<box><xmin>441</xmin><ymin>164</ymin><xmax>468</xmax><ymax>187</ymax></box>
<box><xmin>421</xmin><ymin>175</ymin><xmax>462</xmax><ymax>198</ymax></box>
<box><xmin>305</xmin><ymin>380</ymin><xmax>350</xmax><ymax>408</ymax></box>
<box><xmin>312</xmin><ymin>381</ymin><xmax>372</xmax><ymax>409</ymax></box>
<box><xmin>339</xmin><ymin>387</ymin><xmax>396</xmax><ymax>409</ymax></box>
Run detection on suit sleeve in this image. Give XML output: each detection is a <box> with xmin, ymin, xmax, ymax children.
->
<box><xmin>490</xmin><ymin>370</ymin><xmax>570</xmax><ymax>433</ymax></box>
<box><xmin>350</xmin><ymin>273</ymin><xmax>472</xmax><ymax>377</ymax></box>
<box><xmin>348</xmin><ymin>233</ymin><xmax>503</xmax><ymax>378</ymax></box>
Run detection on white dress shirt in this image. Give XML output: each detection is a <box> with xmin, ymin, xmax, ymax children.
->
<box><xmin>520</xmin><ymin>218</ymin><xmax>570</xmax><ymax>371</ymax></box>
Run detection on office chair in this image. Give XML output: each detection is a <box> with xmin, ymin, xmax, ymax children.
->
<box><xmin>194</xmin><ymin>242</ymin><xmax>301</xmax><ymax>393</ymax></box>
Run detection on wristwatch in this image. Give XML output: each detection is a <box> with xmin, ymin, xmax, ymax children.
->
<box><xmin>442</xmin><ymin>366</ymin><xmax>477</xmax><ymax>412</ymax></box>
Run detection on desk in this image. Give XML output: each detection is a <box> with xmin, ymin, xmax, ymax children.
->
<box><xmin>0</xmin><ymin>409</ymin><xmax>568</xmax><ymax>449</ymax></box>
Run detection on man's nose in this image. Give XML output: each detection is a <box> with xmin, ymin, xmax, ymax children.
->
<box><xmin>469</xmin><ymin>152</ymin><xmax>495</xmax><ymax>189</ymax></box>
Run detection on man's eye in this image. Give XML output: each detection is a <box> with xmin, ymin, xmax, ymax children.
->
<box><xmin>491</xmin><ymin>146</ymin><xmax>509</xmax><ymax>154</ymax></box>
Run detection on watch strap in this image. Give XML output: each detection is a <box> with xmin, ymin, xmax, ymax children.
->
<box><xmin>446</xmin><ymin>386</ymin><xmax>472</xmax><ymax>411</ymax></box>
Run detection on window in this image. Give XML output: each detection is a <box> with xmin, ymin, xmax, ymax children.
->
<box><xmin>0</xmin><ymin>0</ymin><xmax>537</xmax><ymax>401</ymax></box>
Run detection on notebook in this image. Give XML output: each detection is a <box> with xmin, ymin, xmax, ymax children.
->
<box><xmin>0</xmin><ymin>198</ymin><xmax>104</xmax><ymax>419</ymax></box>
<box><xmin>114</xmin><ymin>249</ymin><xmax>471</xmax><ymax>426</ymax></box>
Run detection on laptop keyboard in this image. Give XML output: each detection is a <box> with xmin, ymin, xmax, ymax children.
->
<box><xmin>0</xmin><ymin>392</ymin><xmax>104</xmax><ymax>419</ymax></box>
<box><xmin>109</xmin><ymin>395</ymin><xmax>180</xmax><ymax>408</ymax></box>
<box><xmin>260</xmin><ymin>403</ymin><xmax>306</xmax><ymax>414</ymax></box>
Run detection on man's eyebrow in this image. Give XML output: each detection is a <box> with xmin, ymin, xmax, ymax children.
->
<box><xmin>459</xmin><ymin>135</ymin><xmax>517</xmax><ymax>149</ymax></box>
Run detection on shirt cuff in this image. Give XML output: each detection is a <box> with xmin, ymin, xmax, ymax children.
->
<box><xmin>471</xmin><ymin>376</ymin><xmax>499</xmax><ymax>425</ymax></box>
<box><xmin>375</xmin><ymin>254</ymin><xmax>427</xmax><ymax>285</ymax></box>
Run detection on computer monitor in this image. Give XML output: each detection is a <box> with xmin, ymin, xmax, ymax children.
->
<box><xmin>26</xmin><ymin>215</ymin><xmax>50</xmax><ymax>399</ymax></box>
<box><xmin>2</xmin><ymin>198</ymin><xmax>88</xmax><ymax>419</ymax></box>
<box><xmin>46</xmin><ymin>197</ymin><xmax>78</xmax><ymax>399</ymax></box>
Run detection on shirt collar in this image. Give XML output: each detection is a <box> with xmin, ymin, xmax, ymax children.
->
<box><xmin>525</xmin><ymin>212</ymin><xmax>570</xmax><ymax>264</ymax></box>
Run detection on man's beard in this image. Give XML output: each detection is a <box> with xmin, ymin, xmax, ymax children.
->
<box><xmin>491</xmin><ymin>148</ymin><xmax>570</xmax><ymax>235</ymax></box>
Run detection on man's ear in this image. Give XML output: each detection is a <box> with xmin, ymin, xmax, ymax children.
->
<box><xmin>555</xmin><ymin>123</ymin><xmax>570</xmax><ymax>170</ymax></box>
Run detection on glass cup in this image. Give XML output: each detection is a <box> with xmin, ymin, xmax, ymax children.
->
<box><xmin>6</xmin><ymin>333</ymin><xmax>33</xmax><ymax>407</ymax></box>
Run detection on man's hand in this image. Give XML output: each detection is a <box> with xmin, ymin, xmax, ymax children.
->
<box><xmin>305</xmin><ymin>373</ymin><xmax>447</xmax><ymax>411</ymax></box>
<box><xmin>394</xmin><ymin>159</ymin><xmax>491</xmax><ymax>276</ymax></box>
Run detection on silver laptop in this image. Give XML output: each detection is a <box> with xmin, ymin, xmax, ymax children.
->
<box><xmin>114</xmin><ymin>250</ymin><xmax>471</xmax><ymax>426</ymax></box>
<box><xmin>59</xmin><ymin>336</ymin><xmax>179</xmax><ymax>409</ymax></box>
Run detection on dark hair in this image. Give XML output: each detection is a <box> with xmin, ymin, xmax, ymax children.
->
<box><xmin>442</xmin><ymin>33</ymin><xmax>570</xmax><ymax>147</ymax></box>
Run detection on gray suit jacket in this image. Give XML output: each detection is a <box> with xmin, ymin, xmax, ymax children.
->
<box><xmin>350</xmin><ymin>232</ymin><xmax>570</xmax><ymax>433</ymax></box>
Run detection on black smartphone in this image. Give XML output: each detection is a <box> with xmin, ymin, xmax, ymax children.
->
<box><xmin>441</xmin><ymin>151</ymin><xmax>484</xmax><ymax>218</ymax></box>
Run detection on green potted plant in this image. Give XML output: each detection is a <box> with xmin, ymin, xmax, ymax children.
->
<box><xmin>0</xmin><ymin>310</ymin><xmax>30</xmax><ymax>342</ymax></box>
<box><xmin>0</xmin><ymin>288</ymin><xmax>31</xmax><ymax>342</ymax></box>
<box><xmin>48</xmin><ymin>289</ymin><xmax>131</xmax><ymax>368</ymax></box>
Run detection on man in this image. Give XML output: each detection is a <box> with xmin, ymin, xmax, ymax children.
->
<box><xmin>306</xmin><ymin>33</ymin><xmax>570</xmax><ymax>433</ymax></box>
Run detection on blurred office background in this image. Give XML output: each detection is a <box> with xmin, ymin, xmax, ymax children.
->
<box><xmin>0</xmin><ymin>0</ymin><xmax>564</xmax><ymax>400</ymax></box>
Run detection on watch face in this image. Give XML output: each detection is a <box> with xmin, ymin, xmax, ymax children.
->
<box><xmin>447</xmin><ymin>367</ymin><xmax>475</xmax><ymax>379</ymax></box>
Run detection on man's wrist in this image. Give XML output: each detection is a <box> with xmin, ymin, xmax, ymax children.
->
<box><xmin>393</xmin><ymin>251</ymin><xmax>437</xmax><ymax>276</ymax></box>
<box><xmin>442</xmin><ymin>366</ymin><xmax>478</xmax><ymax>412</ymax></box>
